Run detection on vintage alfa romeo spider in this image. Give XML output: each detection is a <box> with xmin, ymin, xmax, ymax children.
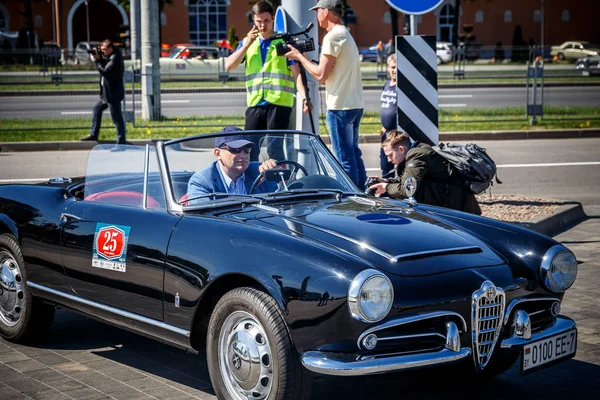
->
<box><xmin>0</xmin><ymin>130</ymin><xmax>578</xmax><ymax>399</ymax></box>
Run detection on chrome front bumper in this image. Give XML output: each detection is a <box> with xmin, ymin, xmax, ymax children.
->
<box><xmin>301</xmin><ymin>316</ymin><xmax>577</xmax><ymax>377</ymax></box>
<box><xmin>501</xmin><ymin>315</ymin><xmax>576</xmax><ymax>349</ymax></box>
<box><xmin>301</xmin><ymin>347</ymin><xmax>470</xmax><ymax>377</ymax></box>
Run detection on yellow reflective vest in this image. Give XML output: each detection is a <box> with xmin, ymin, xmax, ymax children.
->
<box><xmin>245</xmin><ymin>38</ymin><xmax>295</xmax><ymax>107</ymax></box>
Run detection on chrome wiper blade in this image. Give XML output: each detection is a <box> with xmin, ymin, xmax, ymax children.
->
<box><xmin>267</xmin><ymin>189</ymin><xmax>346</xmax><ymax>198</ymax></box>
<box><xmin>184</xmin><ymin>192</ymin><xmax>263</xmax><ymax>204</ymax></box>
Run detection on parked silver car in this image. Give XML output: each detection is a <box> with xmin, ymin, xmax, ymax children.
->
<box><xmin>551</xmin><ymin>41</ymin><xmax>599</xmax><ymax>61</ymax></box>
<box><xmin>73</xmin><ymin>41</ymin><xmax>101</xmax><ymax>64</ymax></box>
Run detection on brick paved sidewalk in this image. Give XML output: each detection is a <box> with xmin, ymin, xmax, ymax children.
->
<box><xmin>1</xmin><ymin>208</ymin><xmax>599</xmax><ymax>400</ymax></box>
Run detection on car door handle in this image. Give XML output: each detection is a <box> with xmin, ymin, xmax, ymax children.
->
<box><xmin>60</xmin><ymin>213</ymin><xmax>83</xmax><ymax>222</ymax></box>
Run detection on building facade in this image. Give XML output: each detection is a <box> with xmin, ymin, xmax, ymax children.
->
<box><xmin>0</xmin><ymin>0</ymin><xmax>597</xmax><ymax>53</ymax></box>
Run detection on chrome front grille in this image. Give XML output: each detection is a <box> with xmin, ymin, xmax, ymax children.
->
<box><xmin>471</xmin><ymin>281</ymin><xmax>505</xmax><ymax>370</ymax></box>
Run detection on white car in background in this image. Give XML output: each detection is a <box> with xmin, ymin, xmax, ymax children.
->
<box><xmin>124</xmin><ymin>45</ymin><xmax>243</xmax><ymax>80</ymax></box>
<box><xmin>436</xmin><ymin>42</ymin><xmax>454</xmax><ymax>64</ymax></box>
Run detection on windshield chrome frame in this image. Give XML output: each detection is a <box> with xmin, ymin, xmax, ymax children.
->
<box><xmin>157</xmin><ymin>141</ymin><xmax>183</xmax><ymax>213</ymax></box>
<box><xmin>160</xmin><ymin>130</ymin><xmax>360</xmax><ymax>212</ymax></box>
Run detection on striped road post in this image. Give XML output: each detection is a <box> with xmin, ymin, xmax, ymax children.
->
<box><xmin>395</xmin><ymin>35</ymin><xmax>438</xmax><ymax>145</ymax></box>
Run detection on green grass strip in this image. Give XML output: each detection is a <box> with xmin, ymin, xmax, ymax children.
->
<box><xmin>1</xmin><ymin>107</ymin><xmax>598</xmax><ymax>142</ymax></box>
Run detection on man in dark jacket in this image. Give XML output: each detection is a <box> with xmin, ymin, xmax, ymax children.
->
<box><xmin>368</xmin><ymin>130</ymin><xmax>481</xmax><ymax>215</ymax></box>
<box><xmin>81</xmin><ymin>40</ymin><xmax>126</xmax><ymax>145</ymax></box>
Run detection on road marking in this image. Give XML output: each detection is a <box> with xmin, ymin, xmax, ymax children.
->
<box><xmin>161</xmin><ymin>100</ymin><xmax>191</xmax><ymax>104</ymax></box>
<box><xmin>61</xmin><ymin>111</ymin><xmax>93</xmax><ymax>115</ymax></box>
<box><xmin>439</xmin><ymin>104</ymin><xmax>467</xmax><ymax>108</ymax></box>
<box><xmin>498</xmin><ymin>161</ymin><xmax>600</xmax><ymax>168</ymax></box>
<box><xmin>439</xmin><ymin>95</ymin><xmax>473</xmax><ymax>98</ymax></box>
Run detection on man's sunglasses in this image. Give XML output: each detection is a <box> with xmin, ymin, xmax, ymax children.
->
<box><xmin>219</xmin><ymin>145</ymin><xmax>252</xmax><ymax>154</ymax></box>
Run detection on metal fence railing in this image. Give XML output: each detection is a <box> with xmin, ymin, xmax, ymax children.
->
<box><xmin>1</xmin><ymin>56</ymin><xmax>598</xmax><ymax>136</ymax></box>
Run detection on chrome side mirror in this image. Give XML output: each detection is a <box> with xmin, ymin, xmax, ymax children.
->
<box><xmin>403</xmin><ymin>176</ymin><xmax>417</xmax><ymax>205</ymax></box>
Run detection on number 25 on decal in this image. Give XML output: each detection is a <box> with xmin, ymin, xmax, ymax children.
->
<box><xmin>102</xmin><ymin>230</ymin><xmax>119</xmax><ymax>252</ymax></box>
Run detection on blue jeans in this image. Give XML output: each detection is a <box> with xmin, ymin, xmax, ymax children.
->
<box><xmin>326</xmin><ymin>109</ymin><xmax>367</xmax><ymax>190</ymax></box>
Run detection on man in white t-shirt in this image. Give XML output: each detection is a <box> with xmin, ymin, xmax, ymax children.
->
<box><xmin>284</xmin><ymin>0</ymin><xmax>367</xmax><ymax>190</ymax></box>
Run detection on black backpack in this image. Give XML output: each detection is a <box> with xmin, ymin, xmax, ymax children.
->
<box><xmin>432</xmin><ymin>142</ymin><xmax>502</xmax><ymax>194</ymax></box>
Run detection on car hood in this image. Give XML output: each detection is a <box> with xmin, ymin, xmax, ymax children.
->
<box><xmin>244</xmin><ymin>197</ymin><xmax>505</xmax><ymax>277</ymax></box>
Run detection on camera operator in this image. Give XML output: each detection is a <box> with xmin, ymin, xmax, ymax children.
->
<box><xmin>284</xmin><ymin>0</ymin><xmax>366</xmax><ymax>190</ymax></box>
<box><xmin>80</xmin><ymin>40</ymin><xmax>126</xmax><ymax>146</ymax></box>
<box><xmin>225</xmin><ymin>0</ymin><xmax>309</xmax><ymax>161</ymax></box>
<box><xmin>368</xmin><ymin>130</ymin><xmax>481</xmax><ymax>215</ymax></box>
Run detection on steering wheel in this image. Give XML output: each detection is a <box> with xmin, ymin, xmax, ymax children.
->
<box><xmin>249</xmin><ymin>160</ymin><xmax>309</xmax><ymax>194</ymax></box>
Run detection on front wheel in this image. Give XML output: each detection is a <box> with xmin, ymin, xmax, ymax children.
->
<box><xmin>207</xmin><ymin>287</ymin><xmax>311</xmax><ymax>400</ymax></box>
<box><xmin>0</xmin><ymin>234</ymin><xmax>55</xmax><ymax>343</ymax></box>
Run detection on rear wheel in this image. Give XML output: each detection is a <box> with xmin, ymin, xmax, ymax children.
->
<box><xmin>0</xmin><ymin>234</ymin><xmax>55</xmax><ymax>343</ymax></box>
<box><xmin>207</xmin><ymin>287</ymin><xmax>311</xmax><ymax>400</ymax></box>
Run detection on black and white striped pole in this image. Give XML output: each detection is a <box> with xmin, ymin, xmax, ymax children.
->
<box><xmin>387</xmin><ymin>1</ymin><xmax>444</xmax><ymax>145</ymax></box>
<box><xmin>395</xmin><ymin>35</ymin><xmax>438</xmax><ymax>145</ymax></box>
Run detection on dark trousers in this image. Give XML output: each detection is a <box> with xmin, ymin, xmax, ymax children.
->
<box><xmin>244</xmin><ymin>104</ymin><xmax>292</xmax><ymax>161</ymax></box>
<box><xmin>90</xmin><ymin>99</ymin><xmax>126</xmax><ymax>144</ymax></box>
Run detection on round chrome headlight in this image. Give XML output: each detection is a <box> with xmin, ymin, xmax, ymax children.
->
<box><xmin>541</xmin><ymin>245</ymin><xmax>577</xmax><ymax>293</ymax></box>
<box><xmin>348</xmin><ymin>269</ymin><xmax>393</xmax><ymax>323</ymax></box>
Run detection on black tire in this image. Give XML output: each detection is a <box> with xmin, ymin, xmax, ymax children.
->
<box><xmin>207</xmin><ymin>287</ymin><xmax>312</xmax><ymax>400</ymax></box>
<box><xmin>0</xmin><ymin>234</ymin><xmax>55</xmax><ymax>343</ymax></box>
<box><xmin>557</xmin><ymin>53</ymin><xmax>565</xmax><ymax>61</ymax></box>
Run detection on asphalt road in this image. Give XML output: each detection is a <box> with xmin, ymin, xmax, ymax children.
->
<box><xmin>1</xmin><ymin>138</ymin><xmax>599</xmax><ymax>206</ymax></box>
<box><xmin>1</xmin><ymin>86</ymin><xmax>599</xmax><ymax>120</ymax></box>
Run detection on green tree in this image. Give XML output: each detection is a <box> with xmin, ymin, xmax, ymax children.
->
<box><xmin>453</xmin><ymin>0</ymin><xmax>490</xmax><ymax>47</ymax></box>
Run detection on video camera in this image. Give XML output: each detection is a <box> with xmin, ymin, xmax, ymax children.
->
<box><xmin>270</xmin><ymin>23</ymin><xmax>316</xmax><ymax>57</ymax></box>
<box><xmin>86</xmin><ymin>46</ymin><xmax>101</xmax><ymax>55</ymax></box>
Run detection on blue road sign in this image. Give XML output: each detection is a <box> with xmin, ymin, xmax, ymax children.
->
<box><xmin>386</xmin><ymin>0</ymin><xmax>444</xmax><ymax>15</ymax></box>
<box><xmin>274</xmin><ymin>6</ymin><xmax>288</xmax><ymax>33</ymax></box>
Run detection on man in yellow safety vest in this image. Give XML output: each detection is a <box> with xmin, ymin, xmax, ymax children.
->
<box><xmin>226</xmin><ymin>0</ymin><xmax>309</xmax><ymax>161</ymax></box>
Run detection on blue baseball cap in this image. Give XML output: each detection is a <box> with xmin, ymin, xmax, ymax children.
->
<box><xmin>215</xmin><ymin>126</ymin><xmax>253</xmax><ymax>148</ymax></box>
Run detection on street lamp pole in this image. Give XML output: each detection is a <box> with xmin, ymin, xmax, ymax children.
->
<box><xmin>541</xmin><ymin>0</ymin><xmax>545</xmax><ymax>59</ymax></box>
<box><xmin>85</xmin><ymin>1</ymin><xmax>91</xmax><ymax>44</ymax></box>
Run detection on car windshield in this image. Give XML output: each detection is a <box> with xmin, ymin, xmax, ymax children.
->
<box><xmin>164</xmin><ymin>131</ymin><xmax>359</xmax><ymax>206</ymax></box>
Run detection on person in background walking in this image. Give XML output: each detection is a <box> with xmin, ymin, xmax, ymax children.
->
<box><xmin>379</xmin><ymin>53</ymin><xmax>397</xmax><ymax>176</ymax></box>
<box><xmin>225</xmin><ymin>0</ymin><xmax>309</xmax><ymax>161</ymax></box>
<box><xmin>80</xmin><ymin>40</ymin><xmax>126</xmax><ymax>145</ymax></box>
<box><xmin>284</xmin><ymin>0</ymin><xmax>367</xmax><ymax>189</ymax></box>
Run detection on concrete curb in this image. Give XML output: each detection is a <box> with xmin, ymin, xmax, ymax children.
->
<box><xmin>520</xmin><ymin>202</ymin><xmax>587</xmax><ymax>237</ymax></box>
<box><xmin>1</xmin><ymin>128</ymin><xmax>600</xmax><ymax>152</ymax></box>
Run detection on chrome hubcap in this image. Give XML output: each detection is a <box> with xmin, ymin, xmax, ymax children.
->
<box><xmin>0</xmin><ymin>251</ymin><xmax>25</xmax><ymax>327</ymax></box>
<box><xmin>219</xmin><ymin>311</ymin><xmax>274</xmax><ymax>400</ymax></box>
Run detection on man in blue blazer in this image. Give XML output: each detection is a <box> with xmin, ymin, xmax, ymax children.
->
<box><xmin>187</xmin><ymin>128</ymin><xmax>278</xmax><ymax>202</ymax></box>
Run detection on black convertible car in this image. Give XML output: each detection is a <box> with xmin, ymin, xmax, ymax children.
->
<box><xmin>0</xmin><ymin>131</ymin><xmax>578</xmax><ymax>400</ymax></box>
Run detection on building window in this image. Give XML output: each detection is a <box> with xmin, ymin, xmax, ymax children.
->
<box><xmin>504</xmin><ymin>10</ymin><xmax>512</xmax><ymax>23</ymax></box>
<box><xmin>189</xmin><ymin>0</ymin><xmax>228</xmax><ymax>46</ymax></box>
<box><xmin>438</xmin><ymin>4</ymin><xmax>455</xmax><ymax>43</ymax></box>
<box><xmin>161</xmin><ymin>12</ymin><xmax>167</xmax><ymax>27</ymax></box>
<box><xmin>533</xmin><ymin>10</ymin><xmax>541</xmax><ymax>22</ymax></box>
<box><xmin>562</xmin><ymin>10</ymin><xmax>570</xmax><ymax>22</ymax></box>
<box><xmin>383</xmin><ymin>11</ymin><xmax>391</xmax><ymax>24</ymax></box>
<box><xmin>475</xmin><ymin>10</ymin><xmax>484</xmax><ymax>23</ymax></box>
<box><xmin>34</xmin><ymin>15</ymin><xmax>43</xmax><ymax>28</ymax></box>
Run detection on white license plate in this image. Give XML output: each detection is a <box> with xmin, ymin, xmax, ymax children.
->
<box><xmin>522</xmin><ymin>329</ymin><xmax>576</xmax><ymax>372</ymax></box>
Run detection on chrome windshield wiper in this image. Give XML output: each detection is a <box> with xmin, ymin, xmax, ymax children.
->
<box><xmin>184</xmin><ymin>192</ymin><xmax>263</xmax><ymax>205</ymax></box>
<box><xmin>266</xmin><ymin>189</ymin><xmax>347</xmax><ymax>199</ymax></box>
